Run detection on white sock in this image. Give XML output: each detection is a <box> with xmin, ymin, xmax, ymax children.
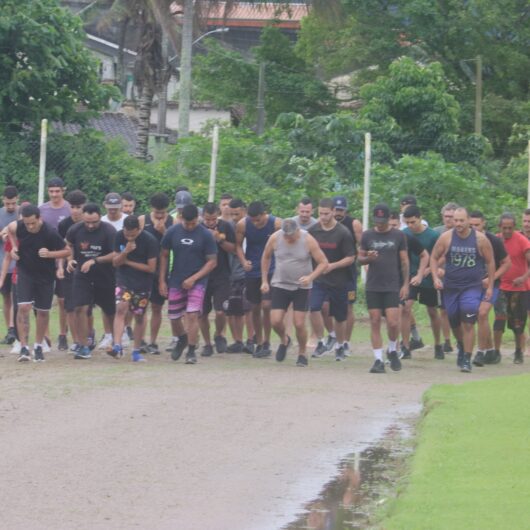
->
<box><xmin>329</xmin><ymin>331</ymin><xmax>336</xmax><ymax>338</ymax></box>
<box><xmin>104</xmin><ymin>333</ymin><xmax>112</xmax><ymax>340</ymax></box>
<box><xmin>374</xmin><ymin>348</ymin><xmax>383</xmax><ymax>361</ymax></box>
<box><xmin>388</xmin><ymin>340</ymin><xmax>397</xmax><ymax>352</ymax></box>
<box><xmin>34</xmin><ymin>343</ymin><xmax>40</xmax><ymax>350</ymax></box>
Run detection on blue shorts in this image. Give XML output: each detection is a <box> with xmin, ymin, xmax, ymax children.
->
<box><xmin>481</xmin><ymin>286</ymin><xmax>500</xmax><ymax>305</ymax></box>
<box><xmin>442</xmin><ymin>287</ymin><xmax>482</xmax><ymax>328</ymax></box>
<box><xmin>310</xmin><ymin>283</ymin><xmax>348</xmax><ymax>323</ymax></box>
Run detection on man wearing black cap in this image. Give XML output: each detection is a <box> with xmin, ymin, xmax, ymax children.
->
<box><xmin>171</xmin><ymin>190</ymin><xmax>193</xmax><ymax>222</ymax></box>
<box><xmin>359</xmin><ymin>203</ymin><xmax>409</xmax><ymax>373</ymax></box>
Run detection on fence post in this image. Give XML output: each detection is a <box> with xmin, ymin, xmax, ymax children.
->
<box><xmin>208</xmin><ymin>125</ymin><xmax>219</xmax><ymax>202</ymax></box>
<box><xmin>361</xmin><ymin>132</ymin><xmax>371</xmax><ymax>283</ymax></box>
<box><xmin>38</xmin><ymin>119</ymin><xmax>48</xmax><ymax>206</ymax></box>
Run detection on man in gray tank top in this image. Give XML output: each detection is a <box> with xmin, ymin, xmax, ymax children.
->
<box><xmin>261</xmin><ymin>219</ymin><xmax>328</xmax><ymax>366</ymax></box>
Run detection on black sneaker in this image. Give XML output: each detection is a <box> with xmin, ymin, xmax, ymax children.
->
<box><xmin>201</xmin><ymin>344</ymin><xmax>214</xmax><ymax>357</ymax></box>
<box><xmin>126</xmin><ymin>326</ymin><xmax>134</xmax><ymax>341</ymax></box>
<box><xmin>312</xmin><ymin>341</ymin><xmax>327</xmax><ymax>358</ymax></box>
<box><xmin>275</xmin><ymin>336</ymin><xmax>291</xmax><ymax>362</ymax></box>
<box><xmin>185</xmin><ymin>348</ymin><xmax>197</xmax><ymax>365</ymax></box>
<box><xmin>472</xmin><ymin>351</ymin><xmax>485</xmax><ymax>367</ymax></box>
<box><xmin>369</xmin><ymin>359</ymin><xmax>386</xmax><ymax>373</ymax></box>
<box><xmin>296</xmin><ymin>355</ymin><xmax>308</xmax><ymax>367</ymax></box>
<box><xmin>2</xmin><ymin>327</ymin><xmax>16</xmax><ymax>345</ymax></box>
<box><xmin>147</xmin><ymin>343</ymin><xmax>160</xmax><ymax>355</ymax></box>
<box><xmin>17</xmin><ymin>346</ymin><xmax>31</xmax><ymax>362</ymax></box>
<box><xmin>434</xmin><ymin>344</ymin><xmax>445</xmax><ymax>360</ymax></box>
<box><xmin>461</xmin><ymin>353</ymin><xmax>472</xmax><ymax>373</ymax></box>
<box><xmin>388</xmin><ymin>350</ymin><xmax>401</xmax><ymax>371</ymax></box>
<box><xmin>58</xmin><ymin>334</ymin><xmax>68</xmax><ymax>351</ymax></box>
<box><xmin>171</xmin><ymin>334</ymin><xmax>188</xmax><ymax>361</ymax></box>
<box><xmin>243</xmin><ymin>339</ymin><xmax>255</xmax><ymax>355</ymax></box>
<box><xmin>457</xmin><ymin>351</ymin><xmax>465</xmax><ymax>368</ymax></box>
<box><xmin>443</xmin><ymin>340</ymin><xmax>453</xmax><ymax>353</ymax></box>
<box><xmin>139</xmin><ymin>341</ymin><xmax>149</xmax><ymax>354</ymax></box>
<box><xmin>33</xmin><ymin>345</ymin><xmax>44</xmax><ymax>362</ymax></box>
<box><xmin>410</xmin><ymin>338</ymin><xmax>424</xmax><ymax>350</ymax></box>
<box><xmin>335</xmin><ymin>346</ymin><xmax>346</xmax><ymax>362</ymax></box>
<box><xmin>226</xmin><ymin>341</ymin><xmax>244</xmax><ymax>353</ymax></box>
<box><xmin>253</xmin><ymin>343</ymin><xmax>271</xmax><ymax>359</ymax></box>
<box><xmin>324</xmin><ymin>335</ymin><xmax>337</xmax><ymax>352</ymax></box>
<box><xmin>214</xmin><ymin>335</ymin><xmax>227</xmax><ymax>354</ymax></box>
<box><xmin>261</xmin><ymin>341</ymin><xmax>272</xmax><ymax>356</ymax></box>
<box><xmin>401</xmin><ymin>345</ymin><xmax>411</xmax><ymax>359</ymax></box>
<box><xmin>489</xmin><ymin>349</ymin><xmax>501</xmax><ymax>364</ymax></box>
<box><xmin>514</xmin><ymin>350</ymin><xmax>524</xmax><ymax>364</ymax></box>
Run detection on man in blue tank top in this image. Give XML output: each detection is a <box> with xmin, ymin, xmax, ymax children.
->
<box><xmin>430</xmin><ymin>208</ymin><xmax>495</xmax><ymax>372</ymax></box>
<box><xmin>235</xmin><ymin>201</ymin><xmax>282</xmax><ymax>358</ymax></box>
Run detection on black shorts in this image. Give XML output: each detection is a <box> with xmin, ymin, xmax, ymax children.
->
<box><xmin>63</xmin><ymin>273</ymin><xmax>76</xmax><ymax>312</ymax></box>
<box><xmin>310</xmin><ymin>283</ymin><xmax>348</xmax><ymax>322</ymax></box>
<box><xmin>494</xmin><ymin>290</ymin><xmax>527</xmax><ymax>335</ymax></box>
<box><xmin>54</xmin><ymin>277</ymin><xmax>65</xmax><ymax>298</ymax></box>
<box><xmin>366</xmin><ymin>291</ymin><xmax>400</xmax><ymax>311</ymax></box>
<box><xmin>72</xmin><ymin>272</ymin><xmax>116</xmax><ymax>316</ymax></box>
<box><xmin>271</xmin><ymin>286</ymin><xmax>309</xmax><ymax>312</ymax></box>
<box><xmin>408</xmin><ymin>286</ymin><xmax>439</xmax><ymax>307</ymax></box>
<box><xmin>149</xmin><ymin>277</ymin><xmax>166</xmax><ymax>306</ymax></box>
<box><xmin>224</xmin><ymin>279</ymin><xmax>250</xmax><ymax>316</ymax></box>
<box><xmin>203</xmin><ymin>276</ymin><xmax>231</xmax><ymax>314</ymax></box>
<box><xmin>345</xmin><ymin>279</ymin><xmax>357</xmax><ymax>305</ymax></box>
<box><xmin>0</xmin><ymin>272</ymin><xmax>13</xmax><ymax>296</ymax></box>
<box><xmin>245</xmin><ymin>276</ymin><xmax>272</xmax><ymax>305</ymax></box>
<box><xmin>16</xmin><ymin>270</ymin><xmax>55</xmax><ymax>311</ymax></box>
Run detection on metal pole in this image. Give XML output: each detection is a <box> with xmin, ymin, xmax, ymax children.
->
<box><xmin>208</xmin><ymin>125</ymin><xmax>220</xmax><ymax>202</ymax></box>
<box><xmin>361</xmin><ymin>132</ymin><xmax>371</xmax><ymax>283</ymax></box>
<box><xmin>178</xmin><ymin>0</ymin><xmax>193</xmax><ymax>138</ymax></box>
<box><xmin>475</xmin><ymin>55</ymin><xmax>482</xmax><ymax>135</ymax></box>
<box><xmin>157</xmin><ymin>32</ymin><xmax>169</xmax><ymax>143</ymax></box>
<box><xmin>527</xmin><ymin>140</ymin><xmax>530</xmax><ymax>208</ymax></box>
<box><xmin>257</xmin><ymin>62</ymin><xmax>266</xmax><ymax>135</ymax></box>
<box><xmin>38</xmin><ymin>119</ymin><xmax>48</xmax><ymax>206</ymax></box>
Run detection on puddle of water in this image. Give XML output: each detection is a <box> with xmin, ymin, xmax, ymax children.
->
<box><xmin>283</xmin><ymin>423</ymin><xmax>413</xmax><ymax>530</ymax></box>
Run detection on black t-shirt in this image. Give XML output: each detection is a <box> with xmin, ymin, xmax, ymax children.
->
<box><xmin>16</xmin><ymin>220</ymin><xmax>66</xmax><ymax>280</ymax></box>
<box><xmin>201</xmin><ymin>219</ymin><xmax>235</xmax><ymax>281</ymax></box>
<box><xmin>361</xmin><ymin>228</ymin><xmax>408</xmax><ymax>292</ymax></box>
<box><xmin>58</xmin><ymin>216</ymin><xmax>76</xmax><ymax>239</ymax></box>
<box><xmin>308</xmin><ymin>222</ymin><xmax>356</xmax><ymax>287</ymax></box>
<box><xmin>114</xmin><ymin>230</ymin><xmax>159</xmax><ymax>292</ymax></box>
<box><xmin>143</xmin><ymin>212</ymin><xmax>174</xmax><ymax>243</ymax></box>
<box><xmin>485</xmin><ymin>231</ymin><xmax>507</xmax><ymax>287</ymax></box>
<box><xmin>66</xmin><ymin>221</ymin><xmax>116</xmax><ymax>282</ymax></box>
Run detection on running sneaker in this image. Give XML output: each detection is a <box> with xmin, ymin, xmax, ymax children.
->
<box><xmin>139</xmin><ymin>341</ymin><xmax>149</xmax><ymax>354</ymax></box>
<box><xmin>126</xmin><ymin>326</ymin><xmax>134</xmax><ymax>341</ymax></box>
<box><xmin>98</xmin><ymin>335</ymin><xmax>113</xmax><ymax>350</ymax></box>
<box><xmin>461</xmin><ymin>353</ymin><xmax>472</xmax><ymax>373</ymax></box>
<box><xmin>2</xmin><ymin>327</ymin><xmax>16</xmax><ymax>345</ymax></box>
<box><xmin>253</xmin><ymin>343</ymin><xmax>271</xmax><ymax>359</ymax></box>
<box><xmin>42</xmin><ymin>338</ymin><xmax>51</xmax><ymax>354</ymax></box>
<box><xmin>443</xmin><ymin>340</ymin><xmax>453</xmax><ymax>353</ymax></box>
<box><xmin>146</xmin><ymin>343</ymin><xmax>160</xmax><ymax>355</ymax></box>
<box><xmin>106</xmin><ymin>344</ymin><xmax>123</xmax><ymax>359</ymax></box>
<box><xmin>74</xmin><ymin>346</ymin><xmax>92</xmax><ymax>360</ymax></box>
<box><xmin>456</xmin><ymin>344</ymin><xmax>465</xmax><ymax>368</ymax></box>
<box><xmin>226</xmin><ymin>341</ymin><xmax>244</xmax><ymax>353</ymax></box>
<box><xmin>514</xmin><ymin>350</ymin><xmax>524</xmax><ymax>364</ymax></box>
<box><xmin>343</xmin><ymin>342</ymin><xmax>352</xmax><ymax>357</ymax></box>
<box><xmin>185</xmin><ymin>349</ymin><xmax>197</xmax><ymax>365</ymax></box>
<box><xmin>275</xmin><ymin>336</ymin><xmax>291</xmax><ymax>362</ymax></box>
<box><xmin>434</xmin><ymin>344</ymin><xmax>445</xmax><ymax>360</ymax></box>
<box><xmin>324</xmin><ymin>335</ymin><xmax>337</xmax><ymax>352</ymax></box>
<box><xmin>242</xmin><ymin>339</ymin><xmax>255</xmax><ymax>355</ymax></box>
<box><xmin>171</xmin><ymin>334</ymin><xmax>188</xmax><ymax>361</ymax></box>
<box><xmin>312</xmin><ymin>341</ymin><xmax>327</xmax><ymax>358</ymax></box>
<box><xmin>369</xmin><ymin>359</ymin><xmax>386</xmax><ymax>373</ymax></box>
<box><xmin>260</xmin><ymin>341</ymin><xmax>272</xmax><ymax>357</ymax></box>
<box><xmin>165</xmin><ymin>338</ymin><xmax>178</xmax><ymax>352</ymax></box>
<box><xmin>33</xmin><ymin>345</ymin><xmax>45</xmax><ymax>362</ymax></box>
<box><xmin>401</xmin><ymin>345</ymin><xmax>411</xmax><ymax>360</ymax></box>
<box><xmin>488</xmin><ymin>349</ymin><xmax>501</xmax><ymax>364</ymax></box>
<box><xmin>214</xmin><ymin>335</ymin><xmax>227</xmax><ymax>354</ymax></box>
<box><xmin>388</xmin><ymin>351</ymin><xmax>401</xmax><ymax>371</ymax></box>
<box><xmin>58</xmin><ymin>334</ymin><xmax>68</xmax><ymax>351</ymax></box>
<box><xmin>88</xmin><ymin>330</ymin><xmax>96</xmax><ymax>351</ymax></box>
<box><xmin>409</xmin><ymin>338</ymin><xmax>424</xmax><ymax>350</ymax></box>
<box><xmin>10</xmin><ymin>340</ymin><xmax>21</xmax><ymax>355</ymax></box>
<box><xmin>17</xmin><ymin>346</ymin><xmax>31</xmax><ymax>362</ymax></box>
<box><xmin>472</xmin><ymin>351</ymin><xmax>485</xmax><ymax>367</ymax></box>
<box><xmin>296</xmin><ymin>355</ymin><xmax>308</xmax><ymax>367</ymax></box>
<box><xmin>335</xmin><ymin>346</ymin><xmax>346</xmax><ymax>362</ymax></box>
<box><xmin>132</xmin><ymin>350</ymin><xmax>146</xmax><ymax>362</ymax></box>
<box><xmin>201</xmin><ymin>344</ymin><xmax>214</xmax><ymax>357</ymax></box>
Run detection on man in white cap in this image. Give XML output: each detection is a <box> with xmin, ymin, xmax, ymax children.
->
<box><xmin>102</xmin><ymin>192</ymin><xmax>127</xmax><ymax>230</ymax></box>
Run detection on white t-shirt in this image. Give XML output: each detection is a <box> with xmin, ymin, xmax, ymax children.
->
<box><xmin>102</xmin><ymin>213</ymin><xmax>127</xmax><ymax>231</ymax></box>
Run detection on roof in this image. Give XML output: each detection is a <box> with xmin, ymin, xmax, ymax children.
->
<box><xmin>52</xmin><ymin>112</ymin><xmax>138</xmax><ymax>154</ymax></box>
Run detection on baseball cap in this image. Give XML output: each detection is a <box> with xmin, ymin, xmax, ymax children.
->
<box><xmin>175</xmin><ymin>190</ymin><xmax>193</xmax><ymax>209</ymax></box>
<box><xmin>47</xmin><ymin>177</ymin><xmax>65</xmax><ymax>188</ymax></box>
<box><xmin>333</xmin><ymin>196</ymin><xmax>348</xmax><ymax>210</ymax></box>
<box><xmin>400</xmin><ymin>194</ymin><xmax>417</xmax><ymax>206</ymax></box>
<box><xmin>281</xmin><ymin>218</ymin><xmax>298</xmax><ymax>236</ymax></box>
<box><xmin>104</xmin><ymin>192</ymin><xmax>122</xmax><ymax>208</ymax></box>
<box><xmin>373</xmin><ymin>203</ymin><xmax>390</xmax><ymax>223</ymax></box>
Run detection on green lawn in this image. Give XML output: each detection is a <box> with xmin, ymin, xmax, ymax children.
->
<box><xmin>382</xmin><ymin>374</ymin><xmax>530</xmax><ymax>530</ymax></box>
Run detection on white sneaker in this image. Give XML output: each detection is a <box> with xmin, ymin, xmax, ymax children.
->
<box><xmin>343</xmin><ymin>343</ymin><xmax>352</xmax><ymax>357</ymax></box>
<box><xmin>121</xmin><ymin>331</ymin><xmax>130</xmax><ymax>348</ymax></box>
<box><xmin>98</xmin><ymin>335</ymin><xmax>113</xmax><ymax>350</ymax></box>
<box><xmin>10</xmin><ymin>340</ymin><xmax>21</xmax><ymax>355</ymax></box>
<box><xmin>42</xmin><ymin>340</ymin><xmax>51</xmax><ymax>353</ymax></box>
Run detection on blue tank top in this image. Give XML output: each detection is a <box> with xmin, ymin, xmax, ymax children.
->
<box><xmin>444</xmin><ymin>229</ymin><xmax>484</xmax><ymax>289</ymax></box>
<box><xmin>245</xmin><ymin>215</ymin><xmax>276</xmax><ymax>278</ymax></box>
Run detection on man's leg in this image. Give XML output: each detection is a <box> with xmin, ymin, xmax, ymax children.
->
<box><xmin>17</xmin><ymin>303</ymin><xmax>32</xmax><ymax>348</ymax></box>
<box><xmin>149</xmin><ymin>303</ymin><xmax>163</xmax><ymax>345</ymax></box>
<box><xmin>400</xmin><ymin>299</ymin><xmax>414</xmax><ymax>350</ymax></box>
<box><xmin>35</xmin><ymin>309</ymin><xmax>49</xmax><ymax>346</ymax></box>
<box><xmin>112</xmin><ymin>298</ymin><xmax>129</xmax><ymax>350</ymax></box>
<box><xmin>75</xmin><ymin>305</ymin><xmax>90</xmax><ymax>347</ymax></box>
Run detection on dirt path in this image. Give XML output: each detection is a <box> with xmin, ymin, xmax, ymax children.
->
<box><xmin>1</xmin><ymin>343</ymin><xmax>528</xmax><ymax>530</ymax></box>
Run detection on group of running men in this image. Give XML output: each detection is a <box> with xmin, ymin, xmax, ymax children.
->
<box><xmin>1</xmin><ymin>179</ymin><xmax>529</xmax><ymax>373</ymax></box>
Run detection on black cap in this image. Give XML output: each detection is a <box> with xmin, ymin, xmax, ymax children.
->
<box><xmin>373</xmin><ymin>203</ymin><xmax>390</xmax><ymax>223</ymax></box>
<box><xmin>332</xmin><ymin>196</ymin><xmax>348</xmax><ymax>210</ymax></box>
<box><xmin>47</xmin><ymin>177</ymin><xmax>65</xmax><ymax>188</ymax></box>
<box><xmin>400</xmin><ymin>194</ymin><xmax>417</xmax><ymax>206</ymax></box>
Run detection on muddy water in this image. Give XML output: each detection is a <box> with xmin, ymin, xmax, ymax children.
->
<box><xmin>284</xmin><ymin>424</ymin><xmax>413</xmax><ymax>530</ymax></box>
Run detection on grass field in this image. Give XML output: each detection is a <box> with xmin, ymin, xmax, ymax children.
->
<box><xmin>382</xmin><ymin>373</ymin><xmax>530</xmax><ymax>530</ymax></box>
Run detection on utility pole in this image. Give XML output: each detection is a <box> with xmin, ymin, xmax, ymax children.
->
<box><xmin>256</xmin><ymin>62</ymin><xmax>266</xmax><ymax>135</ymax></box>
<box><xmin>178</xmin><ymin>0</ymin><xmax>193</xmax><ymax>138</ymax></box>
<box><xmin>475</xmin><ymin>54</ymin><xmax>482</xmax><ymax>135</ymax></box>
<box><xmin>156</xmin><ymin>32</ymin><xmax>169</xmax><ymax>143</ymax></box>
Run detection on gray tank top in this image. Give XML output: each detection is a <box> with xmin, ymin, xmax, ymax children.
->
<box><xmin>271</xmin><ymin>231</ymin><xmax>313</xmax><ymax>291</ymax></box>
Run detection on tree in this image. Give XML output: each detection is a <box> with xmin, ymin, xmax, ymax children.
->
<box><xmin>0</xmin><ymin>0</ymin><xmax>116</xmax><ymax>129</ymax></box>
